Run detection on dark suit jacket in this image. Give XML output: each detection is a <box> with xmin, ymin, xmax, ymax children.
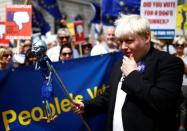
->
<box><xmin>84</xmin><ymin>46</ymin><xmax>184</xmax><ymax>131</ymax></box>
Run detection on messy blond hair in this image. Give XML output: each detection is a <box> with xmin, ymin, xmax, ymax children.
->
<box><xmin>173</xmin><ymin>36</ymin><xmax>186</xmax><ymax>45</ymax></box>
<box><xmin>115</xmin><ymin>14</ymin><xmax>150</xmax><ymax>38</ymax></box>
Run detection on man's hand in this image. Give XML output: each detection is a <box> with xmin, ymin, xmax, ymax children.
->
<box><xmin>121</xmin><ymin>55</ymin><xmax>138</xmax><ymax>76</ymax></box>
<box><xmin>71</xmin><ymin>100</ymin><xmax>85</xmax><ymax>115</ymax></box>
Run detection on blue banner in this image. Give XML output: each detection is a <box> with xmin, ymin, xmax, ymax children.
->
<box><xmin>0</xmin><ymin>53</ymin><xmax>122</xmax><ymax>131</ymax></box>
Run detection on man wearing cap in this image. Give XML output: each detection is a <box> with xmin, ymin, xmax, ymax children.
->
<box><xmin>47</xmin><ymin>28</ymin><xmax>79</xmax><ymax>62</ymax></box>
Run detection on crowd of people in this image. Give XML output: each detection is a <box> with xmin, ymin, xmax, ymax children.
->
<box><xmin>0</xmin><ymin>23</ymin><xmax>121</xmax><ymax>70</ymax></box>
<box><xmin>1</xmin><ymin>14</ymin><xmax>187</xmax><ymax>131</ymax></box>
<box><xmin>1</xmin><ymin>24</ymin><xmax>186</xmax><ymax>70</ymax></box>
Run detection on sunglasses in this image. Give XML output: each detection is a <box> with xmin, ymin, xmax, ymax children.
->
<box><xmin>175</xmin><ymin>44</ymin><xmax>184</xmax><ymax>48</ymax></box>
<box><xmin>3</xmin><ymin>54</ymin><xmax>12</xmax><ymax>57</ymax></box>
<box><xmin>59</xmin><ymin>36</ymin><xmax>69</xmax><ymax>39</ymax></box>
<box><xmin>62</xmin><ymin>52</ymin><xmax>72</xmax><ymax>56</ymax></box>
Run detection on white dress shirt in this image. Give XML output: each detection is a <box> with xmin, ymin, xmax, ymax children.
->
<box><xmin>113</xmin><ymin>76</ymin><xmax>126</xmax><ymax>131</ymax></box>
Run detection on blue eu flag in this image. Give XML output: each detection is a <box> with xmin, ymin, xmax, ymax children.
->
<box><xmin>102</xmin><ymin>0</ymin><xmax>140</xmax><ymax>25</ymax></box>
<box><xmin>113</xmin><ymin>0</ymin><xmax>140</xmax><ymax>15</ymax></box>
<box><xmin>32</xmin><ymin>6</ymin><xmax>51</xmax><ymax>35</ymax></box>
<box><xmin>32</xmin><ymin>0</ymin><xmax>62</xmax><ymax>20</ymax></box>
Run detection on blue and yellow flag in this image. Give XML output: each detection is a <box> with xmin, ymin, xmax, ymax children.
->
<box><xmin>176</xmin><ymin>4</ymin><xmax>187</xmax><ymax>30</ymax></box>
<box><xmin>101</xmin><ymin>0</ymin><xmax>140</xmax><ymax>25</ymax></box>
<box><xmin>32</xmin><ymin>0</ymin><xmax>62</xmax><ymax>20</ymax></box>
<box><xmin>32</xmin><ymin>6</ymin><xmax>51</xmax><ymax>35</ymax></box>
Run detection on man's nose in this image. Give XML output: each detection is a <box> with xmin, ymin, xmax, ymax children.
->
<box><xmin>121</xmin><ymin>42</ymin><xmax>128</xmax><ymax>49</ymax></box>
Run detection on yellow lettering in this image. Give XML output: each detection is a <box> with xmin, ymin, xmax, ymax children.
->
<box><xmin>61</xmin><ymin>99</ymin><xmax>71</xmax><ymax>112</ymax></box>
<box><xmin>74</xmin><ymin>95</ymin><xmax>83</xmax><ymax>102</ymax></box>
<box><xmin>69</xmin><ymin>93</ymin><xmax>73</xmax><ymax>100</ymax></box>
<box><xmin>31</xmin><ymin>107</ymin><xmax>43</xmax><ymax>122</ymax></box>
<box><xmin>18</xmin><ymin>111</ymin><xmax>31</xmax><ymax>126</ymax></box>
<box><xmin>102</xmin><ymin>84</ymin><xmax>106</xmax><ymax>92</ymax></box>
<box><xmin>2</xmin><ymin>109</ymin><xmax>16</xmax><ymax>131</ymax></box>
<box><xmin>2</xmin><ymin>88</ymin><xmax>102</xmax><ymax>130</ymax></box>
<box><xmin>49</xmin><ymin>103</ymin><xmax>56</xmax><ymax>116</ymax></box>
<box><xmin>87</xmin><ymin>86</ymin><xmax>98</xmax><ymax>99</ymax></box>
<box><xmin>54</xmin><ymin>97</ymin><xmax>61</xmax><ymax>114</ymax></box>
<box><xmin>98</xmin><ymin>85</ymin><xmax>106</xmax><ymax>95</ymax></box>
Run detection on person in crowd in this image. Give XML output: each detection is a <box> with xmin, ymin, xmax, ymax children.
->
<box><xmin>21</xmin><ymin>40</ymin><xmax>32</xmax><ymax>54</ymax></box>
<box><xmin>172</xmin><ymin>36</ymin><xmax>187</xmax><ymax>131</ymax></box>
<box><xmin>90</xmin><ymin>34</ymin><xmax>110</xmax><ymax>56</ymax></box>
<box><xmin>105</xmin><ymin>26</ymin><xmax>119</xmax><ymax>52</ymax></box>
<box><xmin>115</xmin><ymin>38</ymin><xmax>122</xmax><ymax>51</ymax></box>
<box><xmin>151</xmin><ymin>33</ymin><xmax>163</xmax><ymax>50</ymax></box>
<box><xmin>91</xmin><ymin>27</ymin><xmax>119</xmax><ymax>56</ymax></box>
<box><xmin>24</xmin><ymin>48</ymin><xmax>37</xmax><ymax>66</ymax></box>
<box><xmin>45</xmin><ymin>35</ymin><xmax>58</xmax><ymax>50</ymax></box>
<box><xmin>72</xmin><ymin>14</ymin><xmax>184</xmax><ymax>131</ymax></box>
<box><xmin>47</xmin><ymin>28</ymin><xmax>79</xmax><ymax>62</ymax></box>
<box><xmin>0</xmin><ymin>47</ymin><xmax>12</xmax><ymax>70</ymax></box>
<box><xmin>59</xmin><ymin>14</ymin><xmax>68</xmax><ymax>28</ymax></box>
<box><xmin>82</xmin><ymin>43</ymin><xmax>92</xmax><ymax>57</ymax></box>
<box><xmin>151</xmin><ymin>34</ymin><xmax>176</xmax><ymax>54</ymax></box>
<box><xmin>13</xmin><ymin>40</ymin><xmax>32</xmax><ymax>68</ymax></box>
<box><xmin>59</xmin><ymin>44</ymin><xmax>73</xmax><ymax>61</ymax></box>
<box><xmin>173</xmin><ymin>36</ymin><xmax>187</xmax><ymax>60</ymax></box>
<box><xmin>161</xmin><ymin>39</ymin><xmax>176</xmax><ymax>54</ymax></box>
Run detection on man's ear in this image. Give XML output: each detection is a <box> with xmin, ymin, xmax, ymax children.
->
<box><xmin>145</xmin><ymin>31</ymin><xmax>151</xmax><ymax>44</ymax></box>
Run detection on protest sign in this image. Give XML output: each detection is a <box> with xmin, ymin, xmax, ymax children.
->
<box><xmin>5</xmin><ymin>5</ymin><xmax>32</xmax><ymax>40</ymax></box>
<box><xmin>141</xmin><ymin>0</ymin><xmax>177</xmax><ymax>39</ymax></box>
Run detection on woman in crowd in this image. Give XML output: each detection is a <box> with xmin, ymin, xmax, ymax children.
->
<box><xmin>24</xmin><ymin>48</ymin><xmax>37</xmax><ymax>66</ymax></box>
<box><xmin>173</xmin><ymin>36</ymin><xmax>187</xmax><ymax>131</ymax></box>
<box><xmin>0</xmin><ymin>47</ymin><xmax>12</xmax><ymax>70</ymax></box>
<box><xmin>59</xmin><ymin>44</ymin><xmax>73</xmax><ymax>61</ymax></box>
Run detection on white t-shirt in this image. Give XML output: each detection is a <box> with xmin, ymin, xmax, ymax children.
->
<box><xmin>90</xmin><ymin>42</ymin><xmax>110</xmax><ymax>56</ymax></box>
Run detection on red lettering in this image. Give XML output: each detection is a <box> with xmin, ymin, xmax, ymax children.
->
<box><xmin>149</xmin><ymin>19</ymin><xmax>169</xmax><ymax>24</ymax></box>
<box><xmin>163</xmin><ymin>2</ymin><xmax>175</xmax><ymax>7</ymax></box>
<box><xmin>143</xmin><ymin>2</ymin><xmax>152</xmax><ymax>7</ymax></box>
<box><xmin>159</xmin><ymin>10</ymin><xmax>173</xmax><ymax>16</ymax></box>
<box><xmin>153</xmin><ymin>2</ymin><xmax>162</xmax><ymax>7</ymax></box>
<box><xmin>154</xmin><ymin>10</ymin><xmax>158</xmax><ymax>15</ymax></box>
<box><xmin>144</xmin><ymin>10</ymin><xmax>154</xmax><ymax>16</ymax></box>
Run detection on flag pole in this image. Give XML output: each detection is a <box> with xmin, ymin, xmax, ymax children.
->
<box><xmin>27</xmin><ymin>0</ymin><xmax>90</xmax><ymax>130</ymax></box>
<box><xmin>79</xmin><ymin>43</ymin><xmax>83</xmax><ymax>57</ymax></box>
<box><xmin>99</xmin><ymin>0</ymin><xmax>103</xmax><ymax>35</ymax></box>
<box><xmin>14</xmin><ymin>0</ymin><xmax>29</xmax><ymax>66</ymax></box>
<box><xmin>45</xmin><ymin>61</ymin><xmax>92</xmax><ymax>131</ymax></box>
<box><xmin>24</xmin><ymin>0</ymin><xmax>29</xmax><ymax>5</ymax></box>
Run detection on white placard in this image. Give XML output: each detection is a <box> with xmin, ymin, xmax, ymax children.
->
<box><xmin>141</xmin><ymin>0</ymin><xmax>177</xmax><ymax>39</ymax></box>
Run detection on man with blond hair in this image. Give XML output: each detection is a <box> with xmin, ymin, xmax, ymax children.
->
<box><xmin>73</xmin><ymin>14</ymin><xmax>184</xmax><ymax>131</ymax></box>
